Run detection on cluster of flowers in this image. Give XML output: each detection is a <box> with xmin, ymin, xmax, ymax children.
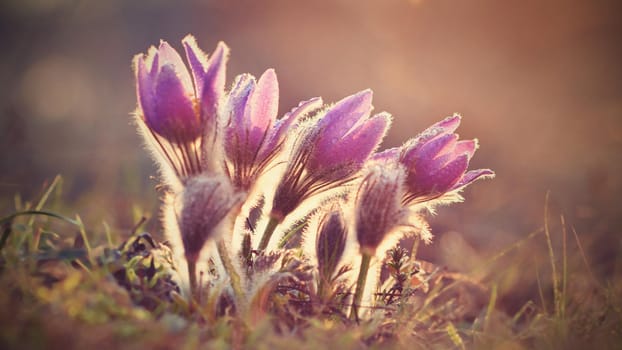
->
<box><xmin>133</xmin><ymin>35</ymin><xmax>494</xmax><ymax>319</ymax></box>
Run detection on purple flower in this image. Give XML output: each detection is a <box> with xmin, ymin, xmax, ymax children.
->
<box><xmin>224</xmin><ymin>69</ymin><xmax>323</xmax><ymax>190</ymax></box>
<box><xmin>375</xmin><ymin>114</ymin><xmax>494</xmax><ymax>204</ymax></box>
<box><xmin>133</xmin><ymin>35</ymin><xmax>229</xmax><ymax>181</ymax></box>
<box><xmin>307</xmin><ymin>90</ymin><xmax>390</xmax><ymax>177</ymax></box>
<box><xmin>135</xmin><ymin>40</ymin><xmax>198</xmax><ymax>143</ymax></box>
<box><xmin>270</xmin><ymin>90</ymin><xmax>391</xmax><ymax>222</ymax></box>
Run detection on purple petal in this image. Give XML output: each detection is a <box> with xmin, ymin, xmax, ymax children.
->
<box><xmin>259</xmin><ymin>97</ymin><xmax>323</xmax><ymax>160</ymax></box>
<box><xmin>146</xmin><ymin>47</ymin><xmax>159</xmax><ymax>76</ymax></box>
<box><xmin>400</xmin><ymin>134</ymin><xmax>449</xmax><ymax>172</ymax></box>
<box><xmin>408</xmin><ymin>114</ymin><xmax>462</xmax><ymax>151</ymax></box>
<box><xmin>451</xmin><ymin>169</ymin><xmax>495</xmax><ymax>190</ymax></box>
<box><xmin>411</xmin><ymin>154</ymin><xmax>468</xmax><ymax>195</ymax></box>
<box><xmin>157</xmin><ymin>40</ymin><xmax>193</xmax><ymax>93</ymax></box>
<box><xmin>272</xmin><ymin>97</ymin><xmax>322</xmax><ymax>139</ymax></box>
<box><xmin>152</xmin><ymin>64</ymin><xmax>199</xmax><ymax>141</ymax></box>
<box><xmin>430</xmin><ymin>154</ymin><xmax>470</xmax><ymax>192</ymax></box>
<box><xmin>431</xmin><ymin>138</ymin><xmax>479</xmax><ymax>170</ymax></box>
<box><xmin>318</xmin><ymin>90</ymin><xmax>373</xmax><ymax>142</ymax></box>
<box><xmin>431</xmin><ymin>114</ymin><xmax>462</xmax><ymax>134</ymax></box>
<box><xmin>249</xmin><ymin>69</ymin><xmax>279</xmax><ymax>134</ymax></box>
<box><xmin>338</xmin><ymin>113</ymin><xmax>391</xmax><ymax>165</ymax></box>
<box><xmin>453</xmin><ymin>139</ymin><xmax>478</xmax><ymax>159</ymax></box>
<box><xmin>224</xmin><ymin>74</ymin><xmax>255</xmax><ymax>157</ymax></box>
<box><xmin>182</xmin><ymin>35</ymin><xmax>207</xmax><ymax>97</ymax></box>
<box><xmin>227</xmin><ymin>74</ymin><xmax>255</xmax><ymax>129</ymax></box>
<box><xmin>200</xmin><ymin>41</ymin><xmax>229</xmax><ymax>119</ymax></box>
<box><xmin>134</xmin><ymin>54</ymin><xmax>156</xmax><ymax>121</ymax></box>
<box><xmin>371</xmin><ymin>147</ymin><xmax>400</xmax><ymax>163</ymax></box>
<box><xmin>309</xmin><ymin>112</ymin><xmax>390</xmax><ymax>172</ymax></box>
<box><xmin>417</xmin><ymin>134</ymin><xmax>458</xmax><ymax>169</ymax></box>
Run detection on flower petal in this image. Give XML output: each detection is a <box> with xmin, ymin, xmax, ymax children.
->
<box><xmin>407</xmin><ymin>114</ymin><xmax>462</xmax><ymax>152</ymax></box>
<box><xmin>408</xmin><ymin>153</ymin><xmax>469</xmax><ymax>196</ymax></box>
<box><xmin>454</xmin><ymin>139</ymin><xmax>478</xmax><ymax>158</ymax></box>
<box><xmin>200</xmin><ymin>41</ymin><xmax>229</xmax><ymax>119</ymax></box>
<box><xmin>313</xmin><ymin>112</ymin><xmax>390</xmax><ymax>171</ymax></box>
<box><xmin>182</xmin><ymin>34</ymin><xmax>208</xmax><ymax>97</ymax></box>
<box><xmin>451</xmin><ymin>168</ymin><xmax>495</xmax><ymax>190</ymax></box>
<box><xmin>427</xmin><ymin>154</ymin><xmax>469</xmax><ymax>194</ymax></box>
<box><xmin>405</xmin><ymin>133</ymin><xmax>458</xmax><ymax>172</ymax></box>
<box><xmin>157</xmin><ymin>40</ymin><xmax>193</xmax><ymax>94</ymax></box>
<box><xmin>153</xmin><ymin>64</ymin><xmax>199</xmax><ymax>141</ymax></box>
<box><xmin>318</xmin><ymin>89</ymin><xmax>373</xmax><ymax>142</ymax></box>
<box><xmin>260</xmin><ymin>97</ymin><xmax>323</xmax><ymax>160</ymax></box>
<box><xmin>134</xmin><ymin>54</ymin><xmax>156</xmax><ymax>121</ymax></box>
<box><xmin>250</xmin><ymin>69</ymin><xmax>279</xmax><ymax>131</ymax></box>
<box><xmin>227</xmin><ymin>74</ymin><xmax>255</xmax><ymax>130</ymax></box>
<box><xmin>371</xmin><ymin>147</ymin><xmax>400</xmax><ymax>163</ymax></box>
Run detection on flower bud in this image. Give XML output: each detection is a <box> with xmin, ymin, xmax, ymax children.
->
<box><xmin>355</xmin><ymin>163</ymin><xmax>406</xmax><ymax>255</ymax></box>
<box><xmin>179</xmin><ymin>174</ymin><xmax>244</xmax><ymax>263</ymax></box>
<box><xmin>315</xmin><ymin>208</ymin><xmax>348</xmax><ymax>282</ymax></box>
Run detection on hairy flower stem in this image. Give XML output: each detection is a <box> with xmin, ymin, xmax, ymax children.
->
<box><xmin>410</xmin><ymin>237</ymin><xmax>421</xmax><ymax>262</ymax></box>
<box><xmin>350</xmin><ymin>253</ymin><xmax>372</xmax><ymax>320</ymax></box>
<box><xmin>216</xmin><ymin>239</ymin><xmax>245</xmax><ymax>307</ymax></box>
<box><xmin>317</xmin><ymin>278</ymin><xmax>330</xmax><ymax>302</ymax></box>
<box><xmin>187</xmin><ymin>260</ymin><xmax>198</xmax><ymax>299</ymax></box>
<box><xmin>257</xmin><ymin>216</ymin><xmax>279</xmax><ymax>251</ymax></box>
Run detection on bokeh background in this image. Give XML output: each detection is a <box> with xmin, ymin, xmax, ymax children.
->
<box><xmin>1</xmin><ymin>0</ymin><xmax>621</xmax><ymax>306</ymax></box>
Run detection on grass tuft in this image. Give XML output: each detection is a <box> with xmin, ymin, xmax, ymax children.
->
<box><xmin>0</xmin><ymin>181</ymin><xmax>620</xmax><ymax>349</ymax></box>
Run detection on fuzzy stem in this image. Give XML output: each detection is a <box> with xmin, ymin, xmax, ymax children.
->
<box><xmin>257</xmin><ymin>216</ymin><xmax>279</xmax><ymax>251</ymax></box>
<box><xmin>410</xmin><ymin>236</ymin><xmax>421</xmax><ymax>262</ymax></box>
<box><xmin>350</xmin><ymin>253</ymin><xmax>372</xmax><ymax>321</ymax></box>
<box><xmin>317</xmin><ymin>277</ymin><xmax>328</xmax><ymax>301</ymax></box>
<box><xmin>216</xmin><ymin>239</ymin><xmax>245</xmax><ymax>307</ymax></box>
<box><xmin>187</xmin><ymin>259</ymin><xmax>197</xmax><ymax>299</ymax></box>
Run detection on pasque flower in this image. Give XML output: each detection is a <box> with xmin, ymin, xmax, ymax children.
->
<box><xmin>375</xmin><ymin>114</ymin><xmax>494</xmax><ymax>205</ymax></box>
<box><xmin>133</xmin><ymin>35</ymin><xmax>228</xmax><ymax>183</ymax></box>
<box><xmin>258</xmin><ymin>90</ymin><xmax>391</xmax><ymax>251</ymax></box>
<box><xmin>350</xmin><ymin>162</ymin><xmax>407</xmax><ymax>320</ymax></box>
<box><xmin>131</xmin><ymin>34</ymin><xmax>496</xmax><ymax>315</ymax></box>
<box><xmin>354</xmin><ymin>163</ymin><xmax>407</xmax><ymax>256</ymax></box>
<box><xmin>180</xmin><ymin>175</ymin><xmax>243</xmax><ymax>262</ymax></box>
<box><xmin>270</xmin><ymin>90</ymin><xmax>390</xmax><ymax>222</ymax></box>
<box><xmin>315</xmin><ymin>208</ymin><xmax>348</xmax><ymax>286</ymax></box>
<box><xmin>178</xmin><ymin>174</ymin><xmax>245</xmax><ymax>293</ymax></box>
<box><xmin>224</xmin><ymin>69</ymin><xmax>322</xmax><ymax>190</ymax></box>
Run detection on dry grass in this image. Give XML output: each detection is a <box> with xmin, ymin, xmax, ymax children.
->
<box><xmin>0</xmin><ymin>178</ymin><xmax>620</xmax><ymax>349</ymax></box>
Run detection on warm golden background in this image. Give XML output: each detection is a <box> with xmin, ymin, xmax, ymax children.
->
<box><xmin>1</xmin><ymin>0</ymin><xmax>621</xmax><ymax>300</ymax></box>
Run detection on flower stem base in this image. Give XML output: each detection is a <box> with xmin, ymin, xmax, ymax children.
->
<box><xmin>350</xmin><ymin>253</ymin><xmax>372</xmax><ymax>321</ymax></box>
<box><xmin>257</xmin><ymin>216</ymin><xmax>279</xmax><ymax>251</ymax></box>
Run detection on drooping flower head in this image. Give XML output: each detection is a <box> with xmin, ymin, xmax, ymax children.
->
<box><xmin>133</xmin><ymin>35</ymin><xmax>229</xmax><ymax>184</ymax></box>
<box><xmin>354</xmin><ymin>162</ymin><xmax>407</xmax><ymax>256</ymax></box>
<box><xmin>178</xmin><ymin>174</ymin><xmax>245</xmax><ymax>264</ymax></box>
<box><xmin>374</xmin><ymin>114</ymin><xmax>494</xmax><ymax>205</ymax></box>
<box><xmin>270</xmin><ymin>90</ymin><xmax>391</xmax><ymax>222</ymax></box>
<box><xmin>224</xmin><ymin>69</ymin><xmax>323</xmax><ymax>190</ymax></box>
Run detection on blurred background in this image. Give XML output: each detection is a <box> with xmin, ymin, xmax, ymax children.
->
<box><xmin>1</xmin><ymin>0</ymin><xmax>621</xmax><ymax>305</ymax></box>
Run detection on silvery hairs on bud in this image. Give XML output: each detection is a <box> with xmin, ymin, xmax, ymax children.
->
<box><xmin>355</xmin><ymin>162</ymin><xmax>407</xmax><ymax>256</ymax></box>
<box><xmin>179</xmin><ymin>174</ymin><xmax>245</xmax><ymax>264</ymax></box>
<box><xmin>316</xmin><ymin>208</ymin><xmax>348</xmax><ymax>283</ymax></box>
